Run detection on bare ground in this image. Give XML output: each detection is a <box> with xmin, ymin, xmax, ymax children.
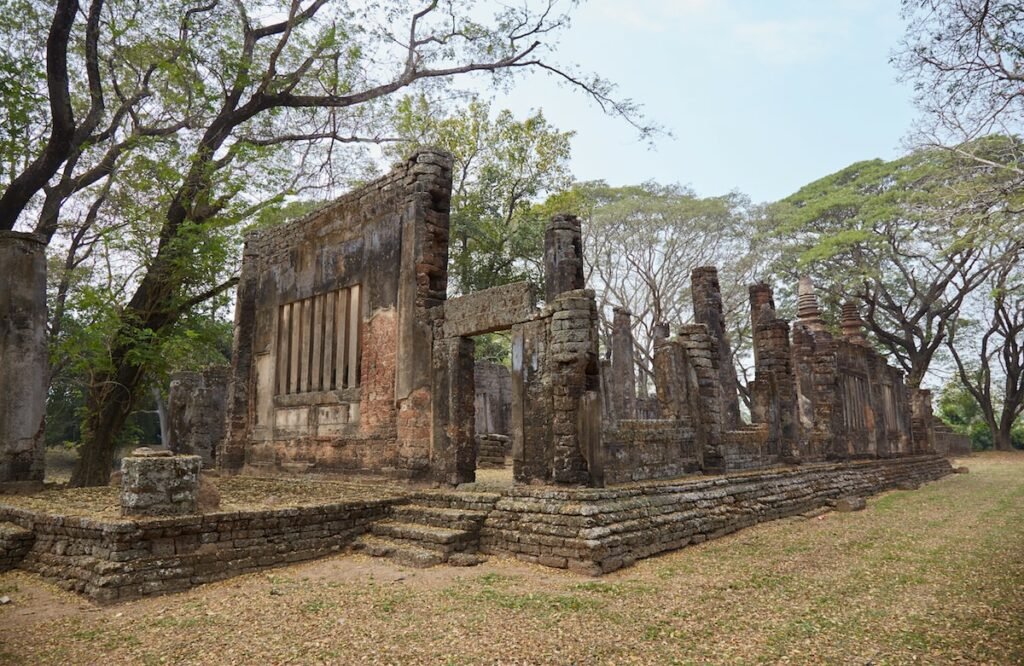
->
<box><xmin>1</xmin><ymin>452</ymin><xmax>1022</xmax><ymax>665</ymax></box>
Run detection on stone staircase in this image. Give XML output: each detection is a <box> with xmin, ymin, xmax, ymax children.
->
<box><xmin>352</xmin><ymin>491</ymin><xmax>500</xmax><ymax>568</ymax></box>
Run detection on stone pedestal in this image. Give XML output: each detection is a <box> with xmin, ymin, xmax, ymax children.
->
<box><xmin>0</xmin><ymin>231</ymin><xmax>48</xmax><ymax>485</ymax></box>
<box><xmin>120</xmin><ymin>449</ymin><xmax>201</xmax><ymax>516</ymax></box>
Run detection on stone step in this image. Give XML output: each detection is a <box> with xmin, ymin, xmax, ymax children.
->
<box><xmin>408</xmin><ymin>490</ymin><xmax>502</xmax><ymax>511</ymax></box>
<box><xmin>371</xmin><ymin>520</ymin><xmax>472</xmax><ymax>553</ymax></box>
<box><xmin>391</xmin><ymin>505</ymin><xmax>488</xmax><ymax>531</ymax></box>
<box><xmin>351</xmin><ymin>534</ymin><xmax>445</xmax><ymax>568</ymax></box>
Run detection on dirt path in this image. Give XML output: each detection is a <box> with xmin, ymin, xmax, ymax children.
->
<box><xmin>2</xmin><ymin>453</ymin><xmax>1023</xmax><ymax>665</ymax></box>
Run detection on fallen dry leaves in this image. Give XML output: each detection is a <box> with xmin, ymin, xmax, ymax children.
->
<box><xmin>1</xmin><ymin>452</ymin><xmax>1022</xmax><ymax>665</ymax></box>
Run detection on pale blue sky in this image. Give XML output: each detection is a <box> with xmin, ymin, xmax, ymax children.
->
<box><xmin>493</xmin><ymin>0</ymin><xmax>916</xmax><ymax>203</ymax></box>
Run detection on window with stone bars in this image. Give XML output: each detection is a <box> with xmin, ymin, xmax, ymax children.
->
<box><xmin>276</xmin><ymin>285</ymin><xmax>362</xmax><ymax>395</ymax></box>
<box><xmin>841</xmin><ymin>374</ymin><xmax>869</xmax><ymax>431</ymax></box>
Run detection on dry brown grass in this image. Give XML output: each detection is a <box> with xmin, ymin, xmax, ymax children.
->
<box><xmin>2</xmin><ymin>452</ymin><xmax>1023</xmax><ymax>665</ymax></box>
<box><xmin>0</xmin><ymin>476</ymin><xmax>409</xmax><ymax>521</ymax></box>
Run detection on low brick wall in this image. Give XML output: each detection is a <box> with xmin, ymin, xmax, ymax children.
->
<box><xmin>0</xmin><ymin>521</ymin><xmax>34</xmax><ymax>572</ymax></box>
<box><xmin>603</xmin><ymin>420</ymin><xmax>701</xmax><ymax>484</ymax></box>
<box><xmin>0</xmin><ymin>499</ymin><xmax>395</xmax><ymax>602</ymax></box>
<box><xmin>933</xmin><ymin>424</ymin><xmax>972</xmax><ymax>457</ymax></box>
<box><xmin>480</xmin><ymin>455</ymin><xmax>953</xmax><ymax>575</ymax></box>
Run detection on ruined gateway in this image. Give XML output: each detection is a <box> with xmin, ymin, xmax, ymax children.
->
<box><xmin>0</xmin><ymin>150</ymin><xmax>964</xmax><ymax>601</ymax></box>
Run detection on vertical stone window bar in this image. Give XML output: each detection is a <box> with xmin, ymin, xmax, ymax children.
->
<box><xmin>276</xmin><ymin>285</ymin><xmax>361</xmax><ymax>395</ymax></box>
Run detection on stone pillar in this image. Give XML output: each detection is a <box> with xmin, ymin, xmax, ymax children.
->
<box><xmin>0</xmin><ymin>231</ymin><xmax>48</xmax><ymax>486</ymax></box>
<box><xmin>220</xmin><ymin>241</ymin><xmax>259</xmax><ymax>472</ymax></box>
<box><xmin>609</xmin><ymin>306</ymin><xmax>637</xmax><ymax>420</ymax></box>
<box><xmin>511</xmin><ymin>319</ymin><xmax>552</xmax><ymax>484</ymax></box>
<box><xmin>548</xmin><ymin>289</ymin><xmax>600</xmax><ymax>485</ymax></box>
<box><xmin>677</xmin><ymin>324</ymin><xmax>724</xmax><ymax>472</ymax></box>
<box><xmin>120</xmin><ymin>448</ymin><xmax>201</xmax><ymax>516</ymax></box>
<box><xmin>544</xmin><ymin>214</ymin><xmax>584</xmax><ymax>302</ymax></box>
<box><xmin>748</xmin><ymin>282</ymin><xmax>776</xmax><ymax>368</ymax></box>
<box><xmin>750</xmin><ymin>318</ymin><xmax>799</xmax><ymax>459</ymax></box>
<box><xmin>169</xmin><ymin>366</ymin><xmax>229</xmax><ymax>466</ymax></box>
<box><xmin>431</xmin><ymin>336</ymin><xmax>476</xmax><ymax>485</ymax></box>
<box><xmin>690</xmin><ymin>267</ymin><xmax>741</xmax><ymax>430</ymax></box>
<box><xmin>910</xmin><ymin>388</ymin><xmax>935</xmax><ymax>455</ymax></box>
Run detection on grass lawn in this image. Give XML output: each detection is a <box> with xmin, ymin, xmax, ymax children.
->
<box><xmin>1</xmin><ymin>452</ymin><xmax>1022</xmax><ymax>665</ymax></box>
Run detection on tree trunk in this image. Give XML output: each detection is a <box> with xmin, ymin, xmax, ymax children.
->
<box><xmin>152</xmin><ymin>386</ymin><xmax>169</xmax><ymax>447</ymax></box>
<box><xmin>995</xmin><ymin>411</ymin><xmax>1017</xmax><ymax>451</ymax></box>
<box><xmin>70</xmin><ymin>265</ymin><xmax>178</xmax><ymax>485</ymax></box>
<box><xmin>71</xmin><ymin>349</ymin><xmax>146</xmax><ymax>486</ymax></box>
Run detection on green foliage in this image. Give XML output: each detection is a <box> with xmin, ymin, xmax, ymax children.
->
<box><xmin>568</xmin><ymin>180</ymin><xmax>761</xmax><ymax>388</ymax></box>
<box><xmin>938</xmin><ymin>381</ymin><xmax>1024</xmax><ymax>451</ymax></box>
<box><xmin>388</xmin><ymin>97</ymin><xmax>574</xmax><ymax>294</ymax></box>
<box><xmin>764</xmin><ymin>136</ymin><xmax>1024</xmax><ymax>386</ymax></box>
<box><xmin>473</xmin><ymin>332</ymin><xmax>511</xmax><ymax>365</ymax></box>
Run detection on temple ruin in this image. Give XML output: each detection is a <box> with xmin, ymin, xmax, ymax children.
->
<box><xmin>0</xmin><ymin>150</ymin><xmax>969</xmax><ymax>601</ymax></box>
<box><xmin>215</xmin><ymin>150</ymin><xmax>946</xmax><ymax>487</ymax></box>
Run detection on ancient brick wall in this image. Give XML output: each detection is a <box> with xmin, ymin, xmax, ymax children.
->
<box><xmin>932</xmin><ymin>419</ymin><xmax>972</xmax><ymax>456</ymax></box>
<box><xmin>0</xmin><ymin>498</ymin><xmax>395</xmax><ymax>603</ymax></box>
<box><xmin>0</xmin><ymin>521</ymin><xmax>33</xmax><ymax>573</ymax></box>
<box><xmin>221</xmin><ymin>150</ymin><xmax>452</xmax><ymax>479</ymax></box>
<box><xmin>602</xmin><ymin>420</ymin><xmax>701</xmax><ymax>484</ymax></box>
<box><xmin>480</xmin><ymin>455</ymin><xmax>953</xmax><ymax>574</ymax></box>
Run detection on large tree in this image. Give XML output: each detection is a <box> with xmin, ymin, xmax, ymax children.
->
<box><xmin>1</xmin><ymin>0</ymin><xmax>648</xmax><ymax>485</ymax></box>
<box><xmin>387</xmin><ymin>96</ymin><xmax>573</xmax><ymax>295</ymax></box>
<box><xmin>562</xmin><ymin>181</ymin><xmax>760</xmax><ymax>397</ymax></box>
<box><xmin>945</xmin><ymin>246</ymin><xmax>1024</xmax><ymax>450</ymax></box>
<box><xmin>897</xmin><ymin>0</ymin><xmax>1024</xmax><ymax>148</ymax></box>
<box><xmin>766</xmin><ymin>138</ymin><xmax>1023</xmax><ymax>389</ymax></box>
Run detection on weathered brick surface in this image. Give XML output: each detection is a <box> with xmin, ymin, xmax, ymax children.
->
<box><xmin>0</xmin><ymin>521</ymin><xmax>33</xmax><ymax>572</ymax></box>
<box><xmin>441</xmin><ymin>282</ymin><xmax>536</xmax><ymax>338</ymax></box>
<box><xmin>0</xmin><ymin>499</ymin><xmax>395</xmax><ymax>603</ymax></box>
<box><xmin>0</xmin><ymin>231</ymin><xmax>48</xmax><ymax>484</ymax></box>
<box><xmin>607</xmin><ymin>307</ymin><xmax>637</xmax><ymax>421</ymax></box>
<box><xmin>121</xmin><ymin>454</ymin><xmax>201</xmax><ymax>517</ymax></box>
<box><xmin>603</xmin><ymin>420</ymin><xmax>700</xmax><ymax>484</ymax></box>
<box><xmin>475</xmin><ymin>361</ymin><xmax>511</xmax><ymax>436</ymax></box>
<box><xmin>480</xmin><ymin>455</ymin><xmax>953</xmax><ymax>574</ymax></box>
<box><xmin>932</xmin><ymin>419</ymin><xmax>972</xmax><ymax>456</ymax></box>
<box><xmin>168</xmin><ymin>366</ymin><xmax>229</xmax><ymax>465</ymax></box>
<box><xmin>222</xmin><ymin>150</ymin><xmax>452</xmax><ymax>480</ymax></box>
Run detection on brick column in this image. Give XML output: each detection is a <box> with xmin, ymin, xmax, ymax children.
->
<box><xmin>690</xmin><ymin>267</ymin><xmax>741</xmax><ymax>429</ymax></box>
<box><xmin>0</xmin><ymin>231</ymin><xmax>48</xmax><ymax>486</ymax></box>
<box><xmin>748</xmin><ymin>282</ymin><xmax>776</xmax><ymax>368</ymax></box>
<box><xmin>609</xmin><ymin>306</ymin><xmax>637</xmax><ymax>420</ymax></box>
<box><xmin>544</xmin><ymin>214</ymin><xmax>585</xmax><ymax>302</ymax></box>
<box><xmin>677</xmin><ymin>324</ymin><xmax>724</xmax><ymax>472</ymax></box>
<box><xmin>750</xmin><ymin>317</ymin><xmax>799</xmax><ymax>459</ymax></box>
<box><xmin>548</xmin><ymin>289</ymin><xmax>600</xmax><ymax>485</ymax></box>
<box><xmin>910</xmin><ymin>388</ymin><xmax>935</xmax><ymax>455</ymax></box>
<box><xmin>431</xmin><ymin>335</ymin><xmax>476</xmax><ymax>485</ymax></box>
